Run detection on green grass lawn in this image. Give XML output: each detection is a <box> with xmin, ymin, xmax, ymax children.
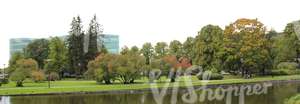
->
<box><xmin>0</xmin><ymin>75</ymin><xmax>299</xmax><ymax>96</ymax></box>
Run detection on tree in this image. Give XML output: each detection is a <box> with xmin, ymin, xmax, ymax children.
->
<box><xmin>162</xmin><ymin>55</ymin><xmax>180</xmax><ymax>82</ymax></box>
<box><xmin>10</xmin><ymin>68</ymin><xmax>26</xmax><ymax>87</ymax></box>
<box><xmin>31</xmin><ymin>70</ymin><xmax>46</xmax><ymax>83</ymax></box>
<box><xmin>141</xmin><ymin>43</ymin><xmax>154</xmax><ymax>65</ymax></box>
<box><xmin>114</xmin><ymin>54</ymin><xmax>145</xmax><ymax>84</ymax></box>
<box><xmin>183</xmin><ymin>37</ymin><xmax>194</xmax><ymax>62</ymax></box>
<box><xmin>154</xmin><ymin>42</ymin><xmax>168</xmax><ymax>59</ymax></box>
<box><xmin>85</xmin><ymin>15</ymin><xmax>102</xmax><ymax>62</ymax></box>
<box><xmin>274</xmin><ymin>23</ymin><xmax>299</xmax><ymax>65</ymax></box>
<box><xmin>45</xmin><ymin>37</ymin><xmax>68</xmax><ymax>77</ymax></box>
<box><xmin>24</xmin><ymin>39</ymin><xmax>49</xmax><ymax>69</ymax></box>
<box><xmin>67</xmin><ymin>16</ymin><xmax>86</xmax><ymax>76</ymax></box>
<box><xmin>8</xmin><ymin>52</ymin><xmax>24</xmax><ymax>74</ymax></box>
<box><xmin>265</xmin><ymin>29</ymin><xmax>279</xmax><ymax>71</ymax></box>
<box><xmin>15</xmin><ymin>58</ymin><xmax>39</xmax><ymax>77</ymax></box>
<box><xmin>129</xmin><ymin>46</ymin><xmax>140</xmax><ymax>55</ymax></box>
<box><xmin>169</xmin><ymin>40</ymin><xmax>183</xmax><ymax>59</ymax></box>
<box><xmin>120</xmin><ymin>46</ymin><xmax>130</xmax><ymax>55</ymax></box>
<box><xmin>223</xmin><ymin>18</ymin><xmax>270</xmax><ymax>77</ymax></box>
<box><xmin>193</xmin><ymin>25</ymin><xmax>223</xmax><ymax>71</ymax></box>
<box><xmin>10</xmin><ymin>58</ymin><xmax>38</xmax><ymax>87</ymax></box>
<box><xmin>88</xmin><ymin>54</ymin><xmax>117</xmax><ymax>84</ymax></box>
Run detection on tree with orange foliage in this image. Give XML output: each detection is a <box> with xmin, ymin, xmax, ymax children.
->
<box><xmin>162</xmin><ymin>55</ymin><xmax>192</xmax><ymax>82</ymax></box>
<box><xmin>222</xmin><ymin>18</ymin><xmax>270</xmax><ymax>77</ymax></box>
<box><xmin>86</xmin><ymin>53</ymin><xmax>117</xmax><ymax>84</ymax></box>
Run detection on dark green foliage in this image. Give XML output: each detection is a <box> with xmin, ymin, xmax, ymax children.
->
<box><xmin>274</xmin><ymin>23</ymin><xmax>299</xmax><ymax>64</ymax></box>
<box><xmin>45</xmin><ymin>37</ymin><xmax>68</xmax><ymax>76</ymax></box>
<box><xmin>24</xmin><ymin>39</ymin><xmax>49</xmax><ymax>69</ymax></box>
<box><xmin>270</xmin><ymin>70</ymin><xmax>289</xmax><ymax>76</ymax></box>
<box><xmin>67</xmin><ymin>16</ymin><xmax>86</xmax><ymax>76</ymax></box>
<box><xmin>169</xmin><ymin>40</ymin><xmax>183</xmax><ymax>59</ymax></box>
<box><xmin>154</xmin><ymin>42</ymin><xmax>168</xmax><ymax>59</ymax></box>
<box><xmin>194</xmin><ymin>25</ymin><xmax>223</xmax><ymax>71</ymax></box>
<box><xmin>141</xmin><ymin>43</ymin><xmax>154</xmax><ymax>65</ymax></box>
<box><xmin>197</xmin><ymin>72</ymin><xmax>224</xmax><ymax>80</ymax></box>
<box><xmin>183</xmin><ymin>37</ymin><xmax>195</xmax><ymax>62</ymax></box>
<box><xmin>85</xmin><ymin>15</ymin><xmax>102</xmax><ymax>62</ymax></box>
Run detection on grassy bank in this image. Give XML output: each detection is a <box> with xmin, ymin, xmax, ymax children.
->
<box><xmin>0</xmin><ymin>75</ymin><xmax>299</xmax><ymax>96</ymax></box>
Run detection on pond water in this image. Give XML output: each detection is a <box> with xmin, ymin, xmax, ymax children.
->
<box><xmin>1</xmin><ymin>81</ymin><xmax>300</xmax><ymax>104</ymax></box>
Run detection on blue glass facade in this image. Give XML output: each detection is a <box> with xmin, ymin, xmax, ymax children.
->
<box><xmin>9</xmin><ymin>38</ymin><xmax>35</xmax><ymax>56</ymax></box>
<box><xmin>101</xmin><ymin>34</ymin><xmax>119</xmax><ymax>54</ymax></box>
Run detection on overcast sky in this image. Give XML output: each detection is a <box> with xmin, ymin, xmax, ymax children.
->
<box><xmin>1</xmin><ymin>0</ymin><xmax>300</xmax><ymax>67</ymax></box>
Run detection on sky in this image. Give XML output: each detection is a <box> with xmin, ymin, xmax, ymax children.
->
<box><xmin>1</xmin><ymin>0</ymin><xmax>300</xmax><ymax>67</ymax></box>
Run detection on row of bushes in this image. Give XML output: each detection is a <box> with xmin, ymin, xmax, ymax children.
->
<box><xmin>271</xmin><ymin>62</ymin><xmax>300</xmax><ymax>76</ymax></box>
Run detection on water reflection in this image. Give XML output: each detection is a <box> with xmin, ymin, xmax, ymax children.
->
<box><xmin>1</xmin><ymin>82</ymin><xmax>299</xmax><ymax>104</ymax></box>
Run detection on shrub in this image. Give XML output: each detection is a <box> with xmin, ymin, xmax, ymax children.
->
<box><xmin>210</xmin><ymin>73</ymin><xmax>224</xmax><ymax>80</ymax></box>
<box><xmin>47</xmin><ymin>72</ymin><xmax>59</xmax><ymax>81</ymax></box>
<box><xmin>197</xmin><ymin>71</ymin><xmax>224</xmax><ymax>80</ymax></box>
<box><xmin>9</xmin><ymin>69</ymin><xmax>26</xmax><ymax>87</ymax></box>
<box><xmin>277</xmin><ymin>62</ymin><xmax>298</xmax><ymax>70</ymax></box>
<box><xmin>31</xmin><ymin>70</ymin><xmax>45</xmax><ymax>82</ymax></box>
<box><xmin>95</xmin><ymin>69</ymin><xmax>104</xmax><ymax>84</ymax></box>
<box><xmin>271</xmin><ymin>70</ymin><xmax>289</xmax><ymax>76</ymax></box>
<box><xmin>84</xmin><ymin>59</ymin><xmax>99</xmax><ymax>80</ymax></box>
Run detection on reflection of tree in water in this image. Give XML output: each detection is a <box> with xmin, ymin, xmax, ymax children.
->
<box><xmin>297</xmin><ymin>86</ymin><xmax>300</xmax><ymax>93</ymax></box>
<box><xmin>271</xmin><ymin>83</ymin><xmax>298</xmax><ymax>104</ymax></box>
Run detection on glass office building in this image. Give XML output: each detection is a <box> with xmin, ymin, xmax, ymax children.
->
<box><xmin>9</xmin><ymin>38</ymin><xmax>35</xmax><ymax>56</ymax></box>
<box><xmin>9</xmin><ymin>34</ymin><xmax>119</xmax><ymax>56</ymax></box>
<box><xmin>101</xmin><ymin>34</ymin><xmax>119</xmax><ymax>54</ymax></box>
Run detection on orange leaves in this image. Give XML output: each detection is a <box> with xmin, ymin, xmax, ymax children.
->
<box><xmin>16</xmin><ymin>58</ymin><xmax>39</xmax><ymax>71</ymax></box>
<box><xmin>162</xmin><ymin>55</ymin><xmax>192</xmax><ymax>70</ymax></box>
<box><xmin>223</xmin><ymin>18</ymin><xmax>270</xmax><ymax>71</ymax></box>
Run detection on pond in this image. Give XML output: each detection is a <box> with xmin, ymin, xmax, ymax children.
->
<box><xmin>1</xmin><ymin>81</ymin><xmax>300</xmax><ymax>104</ymax></box>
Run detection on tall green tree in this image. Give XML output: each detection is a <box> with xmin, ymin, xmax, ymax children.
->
<box><xmin>141</xmin><ymin>43</ymin><xmax>154</xmax><ymax>65</ymax></box>
<box><xmin>85</xmin><ymin>15</ymin><xmax>102</xmax><ymax>62</ymax></box>
<box><xmin>265</xmin><ymin>29</ymin><xmax>279</xmax><ymax>70</ymax></box>
<box><xmin>169</xmin><ymin>40</ymin><xmax>183</xmax><ymax>59</ymax></box>
<box><xmin>193</xmin><ymin>25</ymin><xmax>223</xmax><ymax>71</ymax></box>
<box><xmin>45</xmin><ymin>37</ymin><xmax>68</xmax><ymax>76</ymax></box>
<box><xmin>24</xmin><ymin>39</ymin><xmax>49</xmax><ymax>69</ymax></box>
<box><xmin>274</xmin><ymin>23</ymin><xmax>299</xmax><ymax>65</ymax></box>
<box><xmin>154</xmin><ymin>42</ymin><xmax>168</xmax><ymax>59</ymax></box>
<box><xmin>67</xmin><ymin>16</ymin><xmax>86</xmax><ymax>76</ymax></box>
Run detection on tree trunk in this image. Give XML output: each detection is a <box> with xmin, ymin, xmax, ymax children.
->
<box><xmin>130</xmin><ymin>79</ymin><xmax>135</xmax><ymax>83</ymax></box>
<box><xmin>170</xmin><ymin>71</ymin><xmax>176</xmax><ymax>83</ymax></box>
